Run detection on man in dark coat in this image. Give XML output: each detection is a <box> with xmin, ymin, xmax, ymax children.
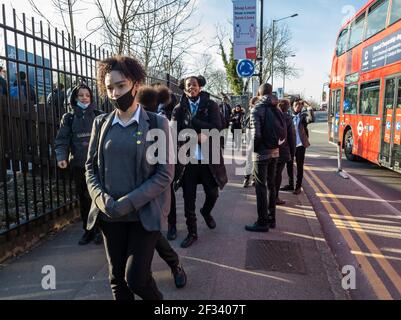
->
<box><xmin>172</xmin><ymin>75</ymin><xmax>228</xmax><ymax>248</ymax></box>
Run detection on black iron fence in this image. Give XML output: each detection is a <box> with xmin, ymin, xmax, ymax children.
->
<box><xmin>0</xmin><ymin>5</ymin><xmax>181</xmax><ymax>238</ymax></box>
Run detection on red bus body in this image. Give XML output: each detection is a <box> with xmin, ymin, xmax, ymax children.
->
<box><xmin>329</xmin><ymin>0</ymin><xmax>401</xmax><ymax>173</ymax></box>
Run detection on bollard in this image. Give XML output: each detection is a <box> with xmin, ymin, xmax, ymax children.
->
<box><xmin>337</xmin><ymin>141</ymin><xmax>349</xmax><ymax>179</ymax></box>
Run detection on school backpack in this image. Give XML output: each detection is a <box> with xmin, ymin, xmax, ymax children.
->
<box><xmin>64</xmin><ymin>109</ymin><xmax>104</xmax><ymax>129</ymax></box>
<box><xmin>262</xmin><ymin>100</ymin><xmax>287</xmax><ymax>150</ymax></box>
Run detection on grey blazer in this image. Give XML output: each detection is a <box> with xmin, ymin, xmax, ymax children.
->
<box><xmin>85</xmin><ymin>108</ymin><xmax>174</xmax><ymax>232</ymax></box>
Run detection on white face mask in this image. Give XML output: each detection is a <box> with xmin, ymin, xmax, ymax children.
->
<box><xmin>77</xmin><ymin>101</ymin><xmax>90</xmax><ymax>109</ymax></box>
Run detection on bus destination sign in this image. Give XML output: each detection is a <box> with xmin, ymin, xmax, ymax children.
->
<box><xmin>361</xmin><ymin>29</ymin><xmax>401</xmax><ymax>72</ymax></box>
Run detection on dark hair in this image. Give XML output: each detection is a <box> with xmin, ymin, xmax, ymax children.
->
<box><xmin>249</xmin><ymin>97</ymin><xmax>259</xmax><ymax>107</ymax></box>
<box><xmin>258</xmin><ymin>83</ymin><xmax>273</xmax><ymax>96</ymax></box>
<box><xmin>97</xmin><ymin>55</ymin><xmax>147</xmax><ymax>97</ymax></box>
<box><xmin>137</xmin><ymin>85</ymin><xmax>159</xmax><ymax>112</ymax></box>
<box><xmin>18</xmin><ymin>71</ymin><xmax>27</xmax><ymax>81</ymax></box>
<box><xmin>153</xmin><ymin>84</ymin><xmax>172</xmax><ymax>106</ymax></box>
<box><xmin>178</xmin><ymin>75</ymin><xmax>207</xmax><ymax>90</ymax></box>
<box><xmin>70</xmin><ymin>84</ymin><xmax>93</xmax><ymax>106</ymax></box>
<box><xmin>278</xmin><ymin>99</ymin><xmax>290</xmax><ymax>112</ymax></box>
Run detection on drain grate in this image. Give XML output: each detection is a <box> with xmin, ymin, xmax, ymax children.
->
<box><xmin>245</xmin><ymin>240</ymin><xmax>307</xmax><ymax>275</ymax></box>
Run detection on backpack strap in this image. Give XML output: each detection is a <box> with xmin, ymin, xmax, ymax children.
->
<box><xmin>65</xmin><ymin>112</ymin><xmax>75</xmax><ymax>129</ymax></box>
<box><xmin>146</xmin><ymin>111</ymin><xmax>158</xmax><ymax>130</ymax></box>
<box><xmin>93</xmin><ymin>109</ymin><xmax>104</xmax><ymax>117</ymax></box>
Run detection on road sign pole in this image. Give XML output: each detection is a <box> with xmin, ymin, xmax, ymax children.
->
<box><xmin>337</xmin><ymin>141</ymin><xmax>349</xmax><ymax>179</ymax></box>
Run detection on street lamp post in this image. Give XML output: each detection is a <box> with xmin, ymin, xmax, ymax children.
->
<box><xmin>283</xmin><ymin>54</ymin><xmax>296</xmax><ymax>94</ymax></box>
<box><xmin>271</xmin><ymin>13</ymin><xmax>298</xmax><ymax>90</ymax></box>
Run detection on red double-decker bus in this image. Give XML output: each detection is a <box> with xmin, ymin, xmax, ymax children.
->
<box><xmin>329</xmin><ymin>0</ymin><xmax>401</xmax><ymax>173</ymax></box>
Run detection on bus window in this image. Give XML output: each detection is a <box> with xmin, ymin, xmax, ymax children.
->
<box><xmin>349</xmin><ymin>15</ymin><xmax>366</xmax><ymax>49</ymax></box>
<box><xmin>390</xmin><ymin>0</ymin><xmax>401</xmax><ymax>25</ymax></box>
<box><xmin>336</xmin><ymin>28</ymin><xmax>349</xmax><ymax>56</ymax></box>
<box><xmin>344</xmin><ymin>85</ymin><xmax>358</xmax><ymax>114</ymax></box>
<box><xmin>366</xmin><ymin>0</ymin><xmax>389</xmax><ymax>39</ymax></box>
<box><xmin>360</xmin><ymin>81</ymin><xmax>380</xmax><ymax>115</ymax></box>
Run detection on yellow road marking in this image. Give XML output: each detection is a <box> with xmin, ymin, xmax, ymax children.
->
<box><xmin>306</xmin><ymin>167</ymin><xmax>401</xmax><ymax>297</ymax></box>
<box><xmin>304</xmin><ymin>171</ymin><xmax>392</xmax><ymax>300</ymax></box>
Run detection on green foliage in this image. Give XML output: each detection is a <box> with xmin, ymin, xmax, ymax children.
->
<box><xmin>219</xmin><ymin>40</ymin><xmax>243</xmax><ymax>95</ymax></box>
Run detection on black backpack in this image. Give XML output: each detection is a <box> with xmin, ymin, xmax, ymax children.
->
<box><xmin>65</xmin><ymin>109</ymin><xmax>104</xmax><ymax>129</ymax></box>
<box><xmin>263</xmin><ymin>103</ymin><xmax>287</xmax><ymax>150</ymax></box>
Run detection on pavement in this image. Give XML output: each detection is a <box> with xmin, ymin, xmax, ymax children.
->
<box><xmin>0</xmin><ymin>136</ymin><xmax>349</xmax><ymax>300</ymax></box>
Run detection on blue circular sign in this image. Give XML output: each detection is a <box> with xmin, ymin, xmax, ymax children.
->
<box><xmin>236</xmin><ymin>59</ymin><xmax>255</xmax><ymax>78</ymax></box>
<box><xmin>386</xmin><ymin>122</ymin><xmax>392</xmax><ymax>130</ymax></box>
<box><xmin>396</xmin><ymin>122</ymin><xmax>401</xmax><ymax>131</ymax></box>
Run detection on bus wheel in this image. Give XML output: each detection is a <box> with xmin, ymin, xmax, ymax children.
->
<box><xmin>344</xmin><ymin>130</ymin><xmax>357</xmax><ymax>162</ymax></box>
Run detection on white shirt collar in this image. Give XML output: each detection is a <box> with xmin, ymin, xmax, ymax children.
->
<box><xmin>112</xmin><ymin>105</ymin><xmax>142</xmax><ymax>127</ymax></box>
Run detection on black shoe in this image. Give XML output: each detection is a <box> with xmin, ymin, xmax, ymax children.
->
<box><xmin>201</xmin><ymin>212</ymin><xmax>216</xmax><ymax>230</ymax></box>
<box><xmin>268</xmin><ymin>218</ymin><xmax>276</xmax><ymax>229</ymax></box>
<box><xmin>293</xmin><ymin>187</ymin><xmax>302</xmax><ymax>195</ymax></box>
<box><xmin>276</xmin><ymin>198</ymin><xmax>286</xmax><ymax>206</ymax></box>
<box><xmin>181</xmin><ymin>234</ymin><xmax>198</xmax><ymax>248</ymax></box>
<box><xmin>243</xmin><ymin>176</ymin><xmax>251</xmax><ymax>188</ymax></box>
<box><xmin>280</xmin><ymin>185</ymin><xmax>294</xmax><ymax>192</ymax></box>
<box><xmin>93</xmin><ymin>232</ymin><xmax>103</xmax><ymax>245</ymax></box>
<box><xmin>245</xmin><ymin>222</ymin><xmax>269</xmax><ymax>233</ymax></box>
<box><xmin>171</xmin><ymin>264</ymin><xmax>187</xmax><ymax>289</ymax></box>
<box><xmin>79</xmin><ymin>231</ymin><xmax>94</xmax><ymax>245</ymax></box>
<box><xmin>167</xmin><ymin>225</ymin><xmax>177</xmax><ymax>241</ymax></box>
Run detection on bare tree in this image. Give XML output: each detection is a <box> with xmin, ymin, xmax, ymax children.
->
<box><xmin>260</xmin><ymin>22</ymin><xmax>299</xmax><ymax>84</ymax></box>
<box><xmin>93</xmin><ymin>0</ymin><xmax>187</xmax><ymax>56</ymax></box>
<box><xmin>28</xmin><ymin>0</ymin><xmax>84</xmax><ymax>48</ymax></box>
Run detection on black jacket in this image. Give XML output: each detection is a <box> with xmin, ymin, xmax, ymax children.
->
<box><xmin>279</xmin><ymin>112</ymin><xmax>296</xmax><ymax>163</ymax></box>
<box><xmin>172</xmin><ymin>91</ymin><xmax>228</xmax><ymax>190</ymax></box>
<box><xmin>293</xmin><ymin>107</ymin><xmax>315</xmax><ymax>148</ymax></box>
<box><xmin>231</xmin><ymin>109</ymin><xmax>244</xmax><ymax>130</ymax></box>
<box><xmin>219</xmin><ymin>102</ymin><xmax>232</xmax><ymax>129</ymax></box>
<box><xmin>250</xmin><ymin>95</ymin><xmax>280</xmax><ymax>161</ymax></box>
<box><xmin>55</xmin><ymin>104</ymin><xmax>102</xmax><ymax>168</ymax></box>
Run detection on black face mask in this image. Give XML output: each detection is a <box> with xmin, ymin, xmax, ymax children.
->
<box><xmin>110</xmin><ymin>87</ymin><xmax>136</xmax><ymax>112</ymax></box>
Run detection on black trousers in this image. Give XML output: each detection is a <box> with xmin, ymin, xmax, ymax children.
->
<box><xmin>182</xmin><ymin>164</ymin><xmax>219</xmax><ymax>235</ymax></box>
<box><xmin>231</xmin><ymin>127</ymin><xmax>242</xmax><ymax>149</ymax></box>
<box><xmin>275</xmin><ymin>161</ymin><xmax>286</xmax><ymax>199</ymax></box>
<box><xmin>100</xmin><ymin>221</ymin><xmax>163</xmax><ymax>301</ymax></box>
<box><xmin>286</xmin><ymin>160</ymin><xmax>294</xmax><ymax>187</ymax></box>
<box><xmin>155</xmin><ymin>232</ymin><xmax>179</xmax><ymax>269</ymax></box>
<box><xmin>286</xmin><ymin>146</ymin><xmax>306</xmax><ymax>188</ymax></box>
<box><xmin>72</xmin><ymin>167</ymin><xmax>92</xmax><ymax>232</ymax></box>
<box><xmin>253</xmin><ymin>158</ymin><xmax>278</xmax><ymax>223</ymax></box>
<box><xmin>168</xmin><ymin>183</ymin><xmax>176</xmax><ymax>226</ymax></box>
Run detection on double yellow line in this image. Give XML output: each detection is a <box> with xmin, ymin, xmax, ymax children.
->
<box><xmin>304</xmin><ymin>166</ymin><xmax>401</xmax><ymax>300</ymax></box>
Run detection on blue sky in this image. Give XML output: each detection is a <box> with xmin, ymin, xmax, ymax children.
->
<box><xmin>7</xmin><ymin>0</ymin><xmax>368</xmax><ymax>102</ymax></box>
<box><xmin>194</xmin><ymin>0</ymin><xmax>367</xmax><ymax>101</ymax></box>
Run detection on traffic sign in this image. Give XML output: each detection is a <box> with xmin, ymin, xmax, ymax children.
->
<box><xmin>236</xmin><ymin>59</ymin><xmax>255</xmax><ymax>78</ymax></box>
<box><xmin>396</xmin><ymin>122</ymin><xmax>401</xmax><ymax>131</ymax></box>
